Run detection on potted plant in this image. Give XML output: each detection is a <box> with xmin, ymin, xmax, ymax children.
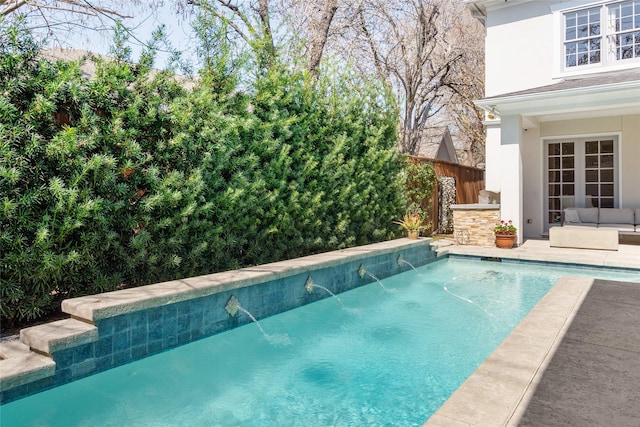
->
<box><xmin>493</xmin><ymin>219</ymin><xmax>517</xmax><ymax>248</ymax></box>
<box><xmin>395</xmin><ymin>210</ymin><xmax>425</xmax><ymax>239</ymax></box>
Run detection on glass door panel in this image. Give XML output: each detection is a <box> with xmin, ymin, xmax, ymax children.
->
<box><xmin>547</xmin><ymin>142</ymin><xmax>575</xmax><ymax>226</ymax></box>
<box><xmin>584</xmin><ymin>139</ymin><xmax>615</xmax><ymax>208</ymax></box>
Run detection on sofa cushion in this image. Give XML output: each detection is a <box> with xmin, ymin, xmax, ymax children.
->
<box><xmin>564</xmin><ymin>208</ymin><xmax>581</xmax><ymax>224</ymax></box>
<box><xmin>598</xmin><ymin>208</ymin><xmax>634</xmax><ymax>225</ymax></box>
<box><xmin>598</xmin><ymin>223</ymin><xmax>635</xmax><ymax>232</ymax></box>
<box><xmin>575</xmin><ymin>207</ymin><xmax>599</xmax><ymax>223</ymax></box>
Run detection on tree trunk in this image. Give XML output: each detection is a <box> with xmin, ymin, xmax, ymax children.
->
<box><xmin>307</xmin><ymin>0</ymin><xmax>338</xmax><ymax>78</ymax></box>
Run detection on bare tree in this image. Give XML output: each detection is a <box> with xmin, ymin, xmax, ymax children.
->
<box><xmin>305</xmin><ymin>0</ymin><xmax>337</xmax><ymax>77</ymax></box>
<box><xmin>0</xmin><ymin>0</ymin><xmax>137</xmax><ymax>18</ymax></box>
<box><xmin>0</xmin><ymin>1</ymin><xmax>148</xmax><ymax>45</ymax></box>
<box><xmin>350</xmin><ymin>0</ymin><xmax>467</xmax><ymax>154</ymax></box>
<box><xmin>0</xmin><ymin>0</ymin><xmax>172</xmax><ymax>51</ymax></box>
<box><xmin>426</xmin><ymin>0</ymin><xmax>484</xmax><ymax>166</ymax></box>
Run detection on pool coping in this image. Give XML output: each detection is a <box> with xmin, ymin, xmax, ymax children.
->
<box><xmin>424</xmin><ymin>238</ymin><xmax>640</xmax><ymax>426</ymax></box>
<box><xmin>424</xmin><ymin>275</ymin><xmax>594</xmax><ymax>426</ymax></box>
<box><xmin>61</xmin><ymin>238</ymin><xmax>430</xmax><ymax>322</ymax></box>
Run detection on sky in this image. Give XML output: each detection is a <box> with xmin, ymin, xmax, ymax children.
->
<box><xmin>68</xmin><ymin>3</ymin><xmax>199</xmax><ymax>68</ymax></box>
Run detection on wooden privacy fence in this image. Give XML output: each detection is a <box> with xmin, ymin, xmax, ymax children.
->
<box><xmin>409</xmin><ymin>156</ymin><xmax>485</xmax><ymax>234</ymax></box>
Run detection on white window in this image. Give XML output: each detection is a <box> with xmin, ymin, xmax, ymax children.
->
<box><xmin>563</xmin><ymin>1</ymin><xmax>640</xmax><ymax>69</ymax></box>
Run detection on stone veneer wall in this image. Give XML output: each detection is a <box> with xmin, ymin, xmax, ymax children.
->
<box><xmin>1</xmin><ymin>239</ymin><xmax>436</xmax><ymax>403</ymax></box>
<box><xmin>452</xmin><ymin>204</ymin><xmax>501</xmax><ymax>247</ymax></box>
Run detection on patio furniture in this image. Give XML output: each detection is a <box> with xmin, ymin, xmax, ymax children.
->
<box><xmin>549</xmin><ymin>226</ymin><xmax>619</xmax><ymax>251</ymax></box>
<box><xmin>563</xmin><ymin>208</ymin><xmax>640</xmax><ymax>234</ymax></box>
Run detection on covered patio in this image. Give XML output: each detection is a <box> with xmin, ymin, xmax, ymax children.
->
<box><xmin>476</xmin><ymin>68</ymin><xmax>640</xmax><ymax>245</ymax></box>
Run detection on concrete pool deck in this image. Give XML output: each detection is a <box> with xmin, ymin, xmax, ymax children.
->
<box><xmin>425</xmin><ymin>239</ymin><xmax>640</xmax><ymax>426</ymax></box>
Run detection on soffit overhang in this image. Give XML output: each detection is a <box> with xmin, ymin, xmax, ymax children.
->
<box><xmin>476</xmin><ymin>79</ymin><xmax>640</xmax><ymax>121</ymax></box>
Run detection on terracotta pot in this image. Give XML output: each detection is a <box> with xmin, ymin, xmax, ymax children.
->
<box><xmin>407</xmin><ymin>230</ymin><xmax>419</xmax><ymax>240</ymax></box>
<box><xmin>495</xmin><ymin>233</ymin><xmax>516</xmax><ymax>248</ymax></box>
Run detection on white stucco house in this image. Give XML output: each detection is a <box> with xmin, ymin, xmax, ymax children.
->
<box><xmin>465</xmin><ymin>0</ymin><xmax>640</xmax><ymax>243</ymax></box>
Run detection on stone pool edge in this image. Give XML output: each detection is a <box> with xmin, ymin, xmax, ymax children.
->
<box><xmin>0</xmin><ymin>237</ymin><xmax>435</xmax><ymax>403</ymax></box>
<box><xmin>424</xmin><ymin>275</ymin><xmax>594</xmax><ymax>427</ymax></box>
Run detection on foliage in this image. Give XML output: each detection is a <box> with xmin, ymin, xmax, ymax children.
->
<box><xmin>493</xmin><ymin>220</ymin><xmax>517</xmax><ymax>235</ymax></box>
<box><xmin>403</xmin><ymin>159</ymin><xmax>437</xmax><ymax>227</ymax></box>
<box><xmin>394</xmin><ymin>211</ymin><xmax>424</xmax><ymax>232</ymax></box>
<box><xmin>0</xmin><ymin>21</ymin><xmax>404</xmax><ymax>327</ymax></box>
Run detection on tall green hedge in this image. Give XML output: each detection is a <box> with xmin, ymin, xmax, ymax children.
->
<box><xmin>0</xmin><ymin>23</ymin><xmax>405</xmax><ymax>327</ymax></box>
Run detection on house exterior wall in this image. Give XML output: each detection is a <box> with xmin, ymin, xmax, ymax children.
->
<box><xmin>471</xmin><ymin>0</ymin><xmax>640</xmax><ymax>240</ymax></box>
<box><xmin>521</xmin><ymin>126</ymin><xmax>543</xmax><ymax>238</ymax></box>
<box><xmin>485</xmin><ymin>1</ymin><xmax>556</xmax><ymax>96</ymax></box>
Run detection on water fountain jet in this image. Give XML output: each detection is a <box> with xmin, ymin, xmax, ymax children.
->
<box><xmin>305</xmin><ymin>277</ymin><xmax>345</xmax><ymax>307</ymax></box>
<box><xmin>397</xmin><ymin>255</ymin><xmax>416</xmax><ymax>270</ymax></box>
<box><xmin>224</xmin><ymin>295</ymin><xmax>291</xmax><ymax>343</ymax></box>
<box><xmin>358</xmin><ymin>265</ymin><xmax>387</xmax><ymax>289</ymax></box>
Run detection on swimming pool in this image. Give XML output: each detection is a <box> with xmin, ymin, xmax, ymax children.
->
<box><xmin>2</xmin><ymin>258</ymin><xmax>639</xmax><ymax>426</ymax></box>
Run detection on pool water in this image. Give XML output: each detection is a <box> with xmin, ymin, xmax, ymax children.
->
<box><xmin>2</xmin><ymin>258</ymin><xmax>639</xmax><ymax>426</ymax></box>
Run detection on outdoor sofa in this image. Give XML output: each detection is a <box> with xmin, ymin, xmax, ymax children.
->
<box><xmin>562</xmin><ymin>207</ymin><xmax>640</xmax><ymax>233</ymax></box>
<box><xmin>550</xmin><ymin>207</ymin><xmax>640</xmax><ymax>251</ymax></box>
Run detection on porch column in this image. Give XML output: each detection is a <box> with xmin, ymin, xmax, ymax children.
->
<box><xmin>500</xmin><ymin>115</ymin><xmax>524</xmax><ymax>244</ymax></box>
<box><xmin>484</xmin><ymin>121</ymin><xmax>502</xmax><ymax>192</ymax></box>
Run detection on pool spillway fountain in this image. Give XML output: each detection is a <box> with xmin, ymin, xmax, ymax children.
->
<box><xmin>398</xmin><ymin>254</ymin><xmax>417</xmax><ymax>270</ymax></box>
<box><xmin>358</xmin><ymin>264</ymin><xmax>387</xmax><ymax>289</ymax></box>
<box><xmin>304</xmin><ymin>277</ymin><xmax>345</xmax><ymax>308</ymax></box>
<box><xmin>225</xmin><ymin>296</ymin><xmax>269</xmax><ymax>339</ymax></box>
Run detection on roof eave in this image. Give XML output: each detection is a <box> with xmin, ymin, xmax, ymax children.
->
<box><xmin>475</xmin><ymin>80</ymin><xmax>640</xmax><ymax>117</ymax></box>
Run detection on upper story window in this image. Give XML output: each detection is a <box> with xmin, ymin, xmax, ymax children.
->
<box><xmin>564</xmin><ymin>1</ymin><xmax>640</xmax><ymax>69</ymax></box>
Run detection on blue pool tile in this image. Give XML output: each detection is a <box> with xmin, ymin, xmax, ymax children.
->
<box><xmin>1</xmin><ymin>383</ymin><xmax>30</xmax><ymax>403</ymax></box>
<box><xmin>74</xmin><ymin>342</ymin><xmax>95</xmax><ymax>364</ymax></box>
<box><xmin>72</xmin><ymin>359</ymin><xmax>96</xmax><ymax>379</ymax></box>
<box><xmin>113</xmin><ymin>315</ymin><xmax>130</xmax><ymax>332</ymax></box>
<box><xmin>113</xmin><ymin>331</ymin><xmax>130</xmax><ymax>353</ymax></box>
<box><xmin>54</xmin><ymin>368</ymin><xmax>72</xmax><ymax>385</ymax></box>
<box><xmin>131</xmin><ymin>344</ymin><xmax>147</xmax><ymax>359</ymax></box>
<box><xmin>149</xmin><ymin>323</ymin><xmax>163</xmax><ymax>341</ymax></box>
<box><xmin>96</xmin><ymin>355</ymin><xmax>113</xmax><ymax>372</ymax></box>
<box><xmin>148</xmin><ymin>306</ymin><xmax>162</xmax><ymax>324</ymax></box>
<box><xmin>163</xmin><ymin>319</ymin><xmax>177</xmax><ymax>338</ymax></box>
<box><xmin>27</xmin><ymin>375</ymin><xmax>54</xmax><ymax>395</ymax></box>
<box><xmin>177</xmin><ymin>332</ymin><xmax>191</xmax><ymax>344</ymax></box>
<box><xmin>131</xmin><ymin>325</ymin><xmax>148</xmax><ymax>346</ymax></box>
<box><xmin>190</xmin><ymin>312</ymin><xmax>204</xmax><ymax>334</ymax></box>
<box><xmin>96</xmin><ymin>318</ymin><xmax>114</xmax><ymax>337</ymax></box>
<box><xmin>163</xmin><ymin>334</ymin><xmax>177</xmax><ymax>349</ymax></box>
<box><xmin>177</xmin><ymin>300</ymin><xmax>191</xmax><ymax>317</ymax></box>
<box><xmin>130</xmin><ymin>310</ymin><xmax>148</xmax><ymax>329</ymax></box>
<box><xmin>112</xmin><ymin>350</ymin><xmax>131</xmax><ymax>366</ymax></box>
<box><xmin>162</xmin><ymin>304</ymin><xmax>177</xmax><ymax>321</ymax></box>
<box><xmin>177</xmin><ymin>315</ymin><xmax>190</xmax><ymax>334</ymax></box>
<box><xmin>95</xmin><ymin>336</ymin><xmax>113</xmax><ymax>355</ymax></box>
<box><xmin>53</xmin><ymin>349</ymin><xmax>74</xmax><ymax>370</ymax></box>
<box><xmin>148</xmin><ymin>340</ymin><xmax>163</xmax><ymax>355</ymax></box>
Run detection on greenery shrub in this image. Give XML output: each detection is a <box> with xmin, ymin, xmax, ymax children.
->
<box><xmin>0</xmin><ymin>21</ymin><xmax>405</xmax><ymax>327</ymax></box>
<box><xmin>404</xmin><ymin>159</ymin><xmax>437</xmax><ymax>230</ymax></box>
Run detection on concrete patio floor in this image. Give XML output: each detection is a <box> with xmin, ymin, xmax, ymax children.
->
<box><xmin>425</xmin><ymin>239</ymin><xmax>640</xmax><ymax>427</ymax></box>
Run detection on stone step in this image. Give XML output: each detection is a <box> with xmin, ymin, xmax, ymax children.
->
<box><xmin>20</xmin><ymin>318</ymin><xmax>98</xmax><ymax>355</ymax></box>
<box><xmin>0</xmin><ymin>339</ymin><xmax>55</xmax><ymax>392</ymax></box>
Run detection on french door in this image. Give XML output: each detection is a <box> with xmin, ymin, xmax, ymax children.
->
<box><xmin>545</xmin><ymin>137</ymin><xmax>618</xmax><ymax>231</ymax></box>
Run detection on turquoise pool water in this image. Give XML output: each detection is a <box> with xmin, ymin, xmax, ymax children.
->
<box><xmin>2</xmin><ymin>258</ymin><xmax>639</xmax><ymax>426</ymax></box>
